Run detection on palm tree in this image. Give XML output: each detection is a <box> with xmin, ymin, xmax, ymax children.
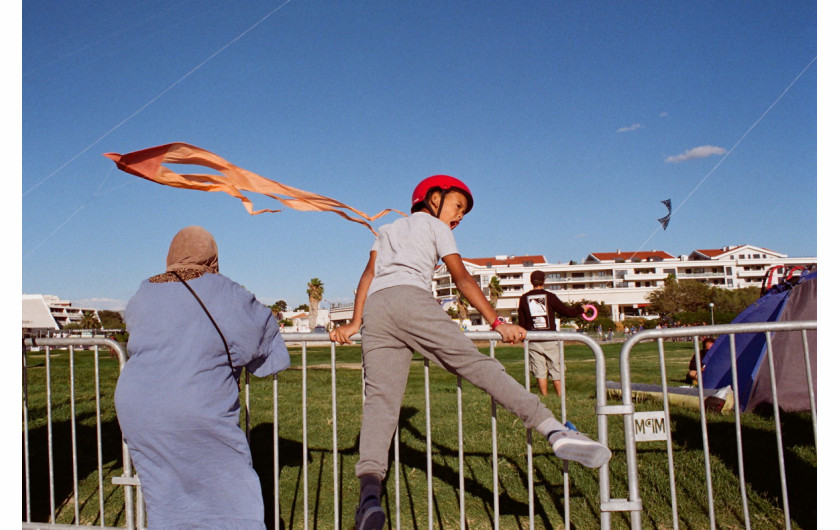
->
<box><xmin>270</xmin><ymin>300</ymin><xmax>287</xmax><ymax>318</ymax></box>
<box><xmin>80</xmin><ymin>310</ymin><xmax>101</xmax><ymax>329</ymax></box>
<box><xmin>306</xmin><ymin>278</ymin><xmax>324</xmax><ymax>331</ymax></box>
<box><xmin>488</xmin><ymin>275</ymin><xmax>503</xmax><ymax>308</ymax></box>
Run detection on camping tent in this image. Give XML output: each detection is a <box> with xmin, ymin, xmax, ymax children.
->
<box><xmin>701</xmin><ymin>267</ymin><xmax>816</xmax><ymax>412</ymax></box>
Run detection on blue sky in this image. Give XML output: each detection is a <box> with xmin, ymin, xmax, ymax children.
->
<box><xmin>20</xmin><ymin>1</ymin><xmax>822</xmax><ymax>311</ymax></box>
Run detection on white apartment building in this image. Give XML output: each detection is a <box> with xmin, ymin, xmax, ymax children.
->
<box><xmin>22</xmin><ymin>294</ymin><xmax>101</xmax><ymax>336</ymax></box>
<box><xmin>329</xmin><ymin>244</ymin><xmax>815</xmax><ymax>328</ymax></box>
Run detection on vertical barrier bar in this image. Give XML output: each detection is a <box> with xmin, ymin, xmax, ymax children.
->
<box><xmin>801</xmin><ymin>330</ymin><xmax>817</xmax><ymax>449</ymax></box>
<box><xmin>135</xmin><ymin>485</ymin><xmax>144</xmax><ymax>529</ymax></box>
<box><xmin>45</xmin><ymin>345</ymin><xmax>55</xmax><ymax>523</ymax></box>
<box><xmin>523</xmin><ymin>343</ymin><xmax>534</xmax><ymax>530</ymax></box>
<box><xmin>424</xmin><ymin>358</ymin><xmax>433</xmax><ymax>530</ymax></box>
<box><xmin>559</xmin><ymin>340</ymin><xmax>570</xmax><ymax>530</ymax></box>
<box><xmin>22</xmin><ymin>343</ymin><xmax>31</xmax><ymax>522</ymax></box>
<box><xmin>94</xmin><ymin>346</ymin><xmax>106</xmax><ymax>526</ymax></box>
<box><xmin>394</xmin><ymin>428</ymin><xmax>401</xmax><ymax>530</ymax></box>
<box><xmin>618</xmin><ymin>334</ymin><xmax>645</xmax><ymax>530</ymax></box>
<box><xmin>693</xmin><ymin>338</ymin><xmax>716</xmax><ymax>529</ymax></box>
<box><xmin>457</xmin><ymin>375</ymin><xmax>465</xmax><ymax>529</ymax></box>
<box><xmin>301</xmin><ymin>342</ymin><xmax>309</xmax><ymax>530</ymax></box>
<box><xmin>726</xmin><ymin>333</ymin><xmax>751</xmax><ymax>529</ymax></box>
<box><xmin>489</xmin><ymin>340</ymin><xmax>500</xmax><ymax>530</ymax></box>
<box><xmin>655</xmin><ymin>338</ymin><xmax>679</xmax><ymax>528</ymax></box>
<box><xmin>245</xmin><ymin>371</ymin><xmax>252</xmax><ymax>444</ymax></box>
<box><xmin>330</xmin><ymin>343</ymin><xmax>340</xmax><ymax>529</ymax></box>
<box><xmin>273</xmin><ymin>373</ymin><xmax>280</xmax><ymax>530</ymax></box>
<box><xmin>69</xmin><ymin>346</ymin><xmax>81</xmax><ymax>523</ymax></box>
<box><xmin>763</xmin><ymin>331</ymin><xmax>791</xmax><ymax>530</ymax></box>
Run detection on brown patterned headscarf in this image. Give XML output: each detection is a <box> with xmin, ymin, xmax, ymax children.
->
<box><xmin>150</xmin><ymin>226</ymin><xmax>219</xmax><ymax>283</ymax></box>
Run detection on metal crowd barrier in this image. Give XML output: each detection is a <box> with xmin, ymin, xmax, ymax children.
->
<box><xmin>22</xmin><ymin>337</ymin><xmax>134</xmax><ymax>530</ymax></box>
<box><xmin>22</xmin><ymin>331</ymin><xmax>611</xmax><ymax>529</ymax></box>
<box><xmin>604</xmin><ymin>321</ymin><xmax>817</xmax><ymax>530</ymax></box>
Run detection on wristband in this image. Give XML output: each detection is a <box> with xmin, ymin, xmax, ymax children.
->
<box><xmin>491</xmin><ymin>316</ymin><xmax>505</xmax><ymax>330</ymax></box>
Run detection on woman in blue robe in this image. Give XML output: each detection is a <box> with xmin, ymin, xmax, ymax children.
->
<box><xmin>115</xmin><ymin>226</ymin><xmax>290</xmax><ymax>529</ymax></box>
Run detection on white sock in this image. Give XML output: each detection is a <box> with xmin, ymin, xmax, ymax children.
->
<box><xmin>535</xmin><ymin>417</ymin><xmax>568</xmax><ymax>439</ymax></box>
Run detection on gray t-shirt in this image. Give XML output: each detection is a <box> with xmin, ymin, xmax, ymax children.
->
<box><xmin>368</xmin><ymin>212</ymin><xmax>459</xmax><ymax>296</ymax></box>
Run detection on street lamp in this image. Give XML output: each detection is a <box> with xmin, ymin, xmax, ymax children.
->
<box><xmin>709</xmin><ymin>302</ymin><xmax>715</xmax><ymax>326</ymax></box>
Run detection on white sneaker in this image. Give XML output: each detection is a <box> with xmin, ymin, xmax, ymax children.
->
<box><xmin>548</xmin><ymin>429</ymin><xmax>612</xmax><ymax>468</ymax></box>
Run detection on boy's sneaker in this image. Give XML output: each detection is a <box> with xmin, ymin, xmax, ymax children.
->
<box><xmin>355</xmin><ymin>498</ymin><xmax>386</xmax><ymax>530</ymax></box>
<box><xmin>548</xmin><ymin>429</ymin><xmax>612</xmax><ymax>468</ymax></box>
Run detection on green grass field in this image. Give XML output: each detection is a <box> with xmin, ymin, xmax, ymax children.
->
<box><xmin>22</xmin><ymin>340</ymin><xmax>816</xmax><ymax>529</ymax></box>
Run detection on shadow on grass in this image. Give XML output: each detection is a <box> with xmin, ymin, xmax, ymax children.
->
<box><xmin>24</xmin><ymin>408</ymin><xmax>597</xmax><ymax>529</ymax></box>
<box><xmin>669</xmin><ymin>410</ymin><xmax>816</xmax><ymax>529</ymax></box>
<box><xmin>23</xmin><ymin>415</ymin><xmax>125</xmax><ymax>525</ymax></box>
<box><xmin>376</xmin><ymin>407</ymin><xmax>588</xmax><ymax>530</ymax></box>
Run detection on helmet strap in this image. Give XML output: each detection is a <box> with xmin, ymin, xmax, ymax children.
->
<box><xmin>426</xmin><ymin>189</ymin><xmax>448</xmax><ymax>219</ymax></box>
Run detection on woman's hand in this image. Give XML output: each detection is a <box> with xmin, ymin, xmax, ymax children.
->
<box><xmin>330</xmin><ymin>322</ymin><xmax>360</xmax><ymax>344</ymax></box>
<box><xmin>495</xmin><ymin>323</ymin><xmax>527</xmax><ymax>344</ymax></box>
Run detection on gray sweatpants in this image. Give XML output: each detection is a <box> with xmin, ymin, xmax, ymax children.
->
<box><xmin>356</xmin><ymin>285</ymin><xmax>555</xmax><ymax>480</ymax></box>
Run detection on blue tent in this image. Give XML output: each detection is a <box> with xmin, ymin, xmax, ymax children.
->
<box><xmin>701</xmin><ymin>267</ymin><xmax>816</xmax><ymax>412</ymax></box>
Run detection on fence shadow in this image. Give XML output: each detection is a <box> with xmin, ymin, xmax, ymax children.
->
<box><xmin>380</xmin><ymin>406</ymin><xmax>581</xmax><ymax>529</ymax></box>
<box><xmin>23</xmin><ymin>415</ymin><xmax>124</xmax><ymax>525</ymax></box>
<box><xmin>669</xmin><ymin>410</ymin><xmax>816</xmax><ymax>529</ymax></box>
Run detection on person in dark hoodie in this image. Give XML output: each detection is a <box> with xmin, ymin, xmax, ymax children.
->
<box><xmin>518</xmin><ymin>270</ymin><xmax>587</xmax><ymax>396</ymax></box>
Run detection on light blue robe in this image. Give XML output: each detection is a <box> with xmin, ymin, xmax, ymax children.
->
<box><xmin>115</xmin><ymin>273</ymin><xmax>290</xmax><ymax>529</ymax></box>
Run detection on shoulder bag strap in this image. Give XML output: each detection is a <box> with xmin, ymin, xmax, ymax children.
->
<box><xmin>171</xmin><ymin>270</ymin><xmax>240</xmax><ymax>389</ymax></box>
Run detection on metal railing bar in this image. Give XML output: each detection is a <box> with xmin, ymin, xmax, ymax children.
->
<box><xmin>69</xmin><ymin>346</ymin><xmax>80</xmax><ymax>524</ymax></box>
<box><xmin>330</xmin><ymin>343</ymin><xmax>340</xmax><ymax>529</ymax></box>
<box><xmin>273</xmin><ymin>373</ymin><xmax>280</xmax><ymax>530</ymax></box>
<box><xmin>94</xmin><ymin>346</ymin><xmax>106</xmax><ymax>527</ymax></box>
<box><xmin>693</xmin><ymin>337</ymin><xmax>716</xmax><ymax>530</ymax></box>
<box><xmin>301</xmin><ymin>342</ymin><xmax>309</xmax><ymax>530</ymax></box>
<box><xmin>394</xmin><ymin>428</ymin><xmax>401</xmax><ymax>530</ymax></box>
<box><xmin>558</xmin><ymin>340</ymin><xmax>571</xmax><ymax>530</ymax></box>
<box><xmin>522</xmin><ymin>342</ymin><xmax>535</xmax><ymax>530</ymax></box>
<box><xmin>727</xmin><ymin>333</ymin><xmax>751</xmax><ymax>530</ymax></box>
<box><xmin>46</xmin><ymin>345</ymin><xmax>55</xmax><ymax>523</ymax></box>
<box><xmin>424</xmin><ymin>358</ymin><xmax>433</xmax><ymax>529</ymax></box>
<box><xmin>23</xmin><ymin>342</ymin><xmax>32</xmax><ymax>522</ymax></box>
<box><xmin>245</xmin><ymin>371</ymin><xmax>252</xmax><ymax>444</ymax></box>
<box><xmin>764</xmin><ymin>331</ymin><xmax>791</xmax><ymax>530</ymax></box>
<box><xmin>801</xmin><ymin>329</ymin><xmax>817</xmax><ymax>449</ymax></box>
<box><xmin>655</xmin><ymin>338</ymin><xmax>679</xmax><ymax>528</ymax></box>
<box><xmin>457</xmin><ymin>375</ymin><xmax>466</xmax><ymax>530</ymax></box>
<box><xmin>489</xmin><ymin>340</ymin><xmax>500</xmax><ymax>530</ymax></box>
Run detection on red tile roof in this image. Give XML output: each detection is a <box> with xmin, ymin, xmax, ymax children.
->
<box><xmin>461</xmin><ymin>255</ymin><xmax>548</xmax><ymax>267</ymax></box>
<box><xmin>587</xmin><ymin>250</ymin><xmax>675</xmax><ymax>262</ymax></box>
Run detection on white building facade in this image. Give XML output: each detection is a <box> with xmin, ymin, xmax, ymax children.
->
<box><xmin>22</xmin><ymin>294</ymin><xmax>101</xmax><ymax>336</ymax></box>
<box><xmin>329</xmin><ymin>244</ymin><xmax>815</xmax><ymax>329</ymax></box>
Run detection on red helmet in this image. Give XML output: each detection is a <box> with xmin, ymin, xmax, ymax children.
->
<box><xmin>411</xmin><ymin>175</ymin><xmax>474</xmax><ymax>214</ymax></box>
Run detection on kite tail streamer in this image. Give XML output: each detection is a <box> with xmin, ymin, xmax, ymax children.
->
<box><xmin>104</xmin><ymin>142</ymin><xmax>406</xmax><ymax>235</ymax></box>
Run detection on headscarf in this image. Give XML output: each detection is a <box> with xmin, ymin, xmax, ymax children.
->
<box><xmin>165</xmin><ymin>226</ymin><xmax>219</xmax><ymax>274</ymax></box>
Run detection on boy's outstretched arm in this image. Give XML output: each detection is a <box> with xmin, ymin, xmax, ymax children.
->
<box><xmin>330</xmin><ymin>251</ymin><xmax>376</xmax><ymax>344</ymax></box>
<box><xmin>442</xmin><ymin>253</ymin><xmax>527</xmax><ymax>344</ymax></box>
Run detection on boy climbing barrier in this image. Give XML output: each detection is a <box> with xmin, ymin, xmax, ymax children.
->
<box><xmin>330</xmin><ymin>175</ymin><xmax>611</xmax><ymax>530</ymax></box>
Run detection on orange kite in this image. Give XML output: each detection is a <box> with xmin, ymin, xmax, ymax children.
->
<box><xmin>104</xmin><ymin>142</ymin><xmax>404</xmax><ymax>234</ymax></box>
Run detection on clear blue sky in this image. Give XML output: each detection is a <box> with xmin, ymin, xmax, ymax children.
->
<box><xmin>21</xmin><ymin>1</ymin><xmax>822</xmax><ymax>311</ymax></box>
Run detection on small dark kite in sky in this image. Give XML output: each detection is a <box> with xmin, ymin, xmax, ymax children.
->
<box><xmin>658</xmin><ymin>199</ymin><xmax>672</xmax><ymax>230</ymax></box>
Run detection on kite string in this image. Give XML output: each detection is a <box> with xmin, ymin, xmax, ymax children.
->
<box><xmin>22</xmin><ymin>0</ymin><xmax>295</xmax><ymax>198</ymax></box>
<box><xmin>23</xmin><ymin>166</ymin><xmax>132</xmax><ymax>259</ymax></box>
<box><xmin>628</xmin><ymin>55</ymin><xmax>816</xmax><ymax>259</ymax></box>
